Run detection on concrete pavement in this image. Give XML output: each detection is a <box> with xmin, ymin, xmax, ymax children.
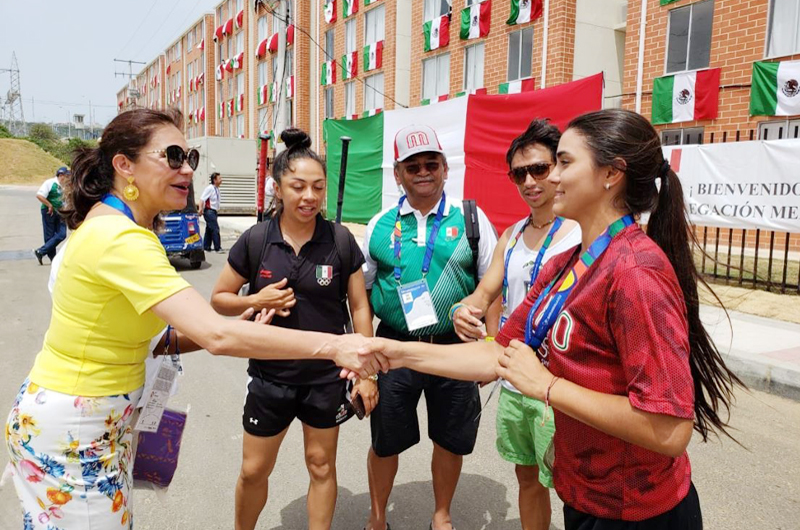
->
<box><xmin>217</xmin><ymin>214</ymin><xmax>800</xmax><ymax>401</ymax></box>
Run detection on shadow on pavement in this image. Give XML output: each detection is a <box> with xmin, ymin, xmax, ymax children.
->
<box><xmin>267</xmin><ymin>472</ymin><xmax>559</xmax><ymax>529</ymax></box>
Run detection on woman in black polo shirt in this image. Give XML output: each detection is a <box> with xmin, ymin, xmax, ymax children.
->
<box><xmin>210</xmin><ymin>129</ymin><xmax>377</xmax><ymax>530</ymax></box>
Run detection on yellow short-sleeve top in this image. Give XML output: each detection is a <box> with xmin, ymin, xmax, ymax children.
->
<box><xmin>29</xmin><ymin>215</ymin><xmax>191</xmax><ymax>396</ymax></box>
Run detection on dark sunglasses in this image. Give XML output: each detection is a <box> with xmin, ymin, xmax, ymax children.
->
<box><xmin>507</xmin><ymin>163</ymin><xmax>552</xmax><ymax>184</ymax></box>
<box><xmin>403</xmin><ymin>161</ymin><xmax>442</xmax><ymax>175</ymax></box>
<box><xmin>146</xmin><ymin>145</ymin><xmax>200</xmax><ymax>170</ymax></box>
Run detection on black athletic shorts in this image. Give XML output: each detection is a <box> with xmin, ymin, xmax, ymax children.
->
<box><xmin>242</xmin><ymin>376</ymin><xmax>353</xmax><ymax>437</ymax></box>
<box><xmin>563</xmin><ymin>482</ymin><xmax>702</xmax><ymax>530</ymax></box>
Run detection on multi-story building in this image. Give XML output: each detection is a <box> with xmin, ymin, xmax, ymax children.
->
<box><xmin>622</xmin><ymin>0</ymin><xmax>800</xmax><ymax>144</ymax></box>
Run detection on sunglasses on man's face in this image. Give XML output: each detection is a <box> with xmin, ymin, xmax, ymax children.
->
<box><xmin>507</xmin><ymin>163</ymin><xmax>552</xmax><ymax>185</ymax></box>
<box><xmin>145</xmin><ymin>145</ymin><xmax>200</xmax><ymax>171</ymax></box>
<box><xmin>402</xmin><ymin>161</ymin><xmax>442</xmax><ymax>175</ymax></box>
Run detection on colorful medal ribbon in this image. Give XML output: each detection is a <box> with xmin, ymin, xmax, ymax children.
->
<box><xmin>393</xmin><ymin>193</ymin><xmax>447</xmax><ymax>283</ymax></box>
<box><xmin>524</xmin><ymin>215</ymin><xmax>634</xmax><ymax>350</ymax></box>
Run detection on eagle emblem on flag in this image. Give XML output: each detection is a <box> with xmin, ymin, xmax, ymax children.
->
<box><xmin>472</xmin><ymin>15</ymin><xmax>478</xmax><ymax>27</ymax></box>
<box><xmin>522</xmin><ymin>0</ymin><xmax>529</xmax><ymax>7</ymax></box>
<box><xmin>433</xmin><ymin>27</ymin><xmax>439</xmax><ymax>38</ymax></box>
<box><xmin>676</xmin><ymin>89</ymin><xmax>692</xmax><ymax>105</ymax></box>
<box><xmin>782</xmin><ymin>79</ymin><xmax>800</xmax><ymax>98</ymax></box>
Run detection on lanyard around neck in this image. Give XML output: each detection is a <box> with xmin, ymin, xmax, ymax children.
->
<box><xmin>101</xmin><ymin>194</ymin><xmax>136</xmax><ymax>223</ymax></box>
<box><xmin>524</xmin><ymin>214</ymin><xmax>634</xmax><ymax>350</ymax></box>
<box><xmin>502</xmin><ymin>217</ymin><xmax>564</xmax><ymax>317</ymax></box>
<box><xmin>393</xmin><ymin>193</ymin><xmax>447</xmax><ymax>283</ymax></box>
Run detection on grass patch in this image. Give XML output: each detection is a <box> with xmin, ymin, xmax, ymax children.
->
<box><xmin>695</xmin><ymin>249</ymin><xmax>800</xmax><ymax>294</ymax></box>
<box><xmin>0</xmin><ymin>139</ymin><xmax>64</xmax><ymax>185</ymax></box>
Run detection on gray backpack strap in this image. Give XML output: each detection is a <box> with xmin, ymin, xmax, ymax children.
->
<box><xmin>462</xmin><ymin>199</ymin><xmax>481</xmax><ymax>284</ymax></box>
<box><xmin>332</xmin><ymin>222</ymin><xmax>354</xmax><ymax>333</ymax></box>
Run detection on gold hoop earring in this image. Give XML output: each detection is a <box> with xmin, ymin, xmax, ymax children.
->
<box><xmin>123</xmin><ymin>176</ymin><xmax>140</xmax><ymax>201</ymax></box>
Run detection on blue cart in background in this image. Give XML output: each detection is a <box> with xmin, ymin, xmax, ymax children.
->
<box><xmin>158</xmin><ymin>181</ymin><xmax>206</xmax><ymax>269</ymax></box>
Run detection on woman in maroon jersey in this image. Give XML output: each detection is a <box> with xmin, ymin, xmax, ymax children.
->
<box><xmin>369</xmin><ymin>109</ymin><xmax>742</xmax><ymax>529</ymax></box>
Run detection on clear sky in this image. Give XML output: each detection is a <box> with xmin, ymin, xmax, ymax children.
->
<box><xmin>0</xmin><ymin>0</ymin><xmax>221</xmax><ymax>128</ymax></box>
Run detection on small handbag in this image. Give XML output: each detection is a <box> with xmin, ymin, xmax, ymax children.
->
<box><xmin>132</xmin><ymin>408</ymin><xmax>188</xmax><ymax>488</ymax></box>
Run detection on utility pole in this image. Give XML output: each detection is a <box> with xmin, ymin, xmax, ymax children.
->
<box><xmin>274</xmin><ymin>0</ymin><xmax>289</xmax><ymax>152</ymax></box>
<box><xmin>114</xmin><ymin>59</ymin><xmax>146</xmax><ymax>108</ymax></box>
<box><xmin>1</xmin><ymin>52</ymin><xmax>26</xmax><ymax>136</ymax></box>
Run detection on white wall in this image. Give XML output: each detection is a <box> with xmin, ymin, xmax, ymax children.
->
<box><xmin>573</xmin><ymin>0</ymin><xmax>627</xmax><ymax>108</ymax></box>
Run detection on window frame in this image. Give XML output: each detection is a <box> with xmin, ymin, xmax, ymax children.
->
<box><xmin>345</xmin><ymin>81</ymin><xmax>356</xmax><ymax>116</ymax></box>
<box><xmin>664</xmin><ymin>0</ymin><xmax>714</xmax><ymax>75</ymax></box>
<box><xmin>661</xmin><ymin>127</ymin><xmax>705</xmax><ymax>146</ymax></box>
<box><xmin>463</xmin><ymin>42</ymin><xmax>485</xmax><ymax>92</ymax></box>
<box><xmin>365</xmin><ymin>4</ymin><xmax>386</xmax><ymax>46</ymax></box>
<box><xmin>764</xmin><ymin>0</ymin><xmax>800</xmax><ymax>58</ymax></box>
<box><xmin>422</xmin><ymin>52</ymin><xmax>451</xmax><ymax>99</ymax></box>
<box><xmin>424</xmin><ymin>0</ymin><xmax>451</xmax><ymax>21</ymax></box>
<box><xmin>507</xmin><ymin>27</ymin><xmax>534</xmax><ymax>82</ymax></box>
<box><xmin>325</xmin><ymin>87</ymin><xmax>335</xmax><ymax>119</ymax></box>
<box><xmin>325</xmin><ymin>28</ymin><xmax>336</xmax><ymax>60</ymax></box>
<box><xmin>364</xmin><ymin>72</ymin><xmax>385</xmax><ymax>111</ymax></box>
<box><xmin>346</xmin><ymin>19</ymin><xmax>357</xmax><ymax>54</ymax></box>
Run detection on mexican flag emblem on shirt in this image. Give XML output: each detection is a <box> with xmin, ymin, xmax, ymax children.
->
<box><xmin>507</xmin><ymin>0</ymin><xmax>542</xmax><ymax>25</ymax></box>
<box><xmin>651</xmin><ymin>68</ymin><xmax>720</xmax><ymax>124</ymax></box>
<box><xmin>423</xmin><ymin>15</ymin><xmax>450</xmax><ymax>51</ymax></box>
<box><xmin>750</xmin><ymin>59</ymin><xmax>800</xmax><ymax>116</ymax></box>
<box><xmin>316</xmin><ymin>265</ymin><xmax>333</xmax><ymax>286</ymax></box>
<box><xmin>461</xmin><ymin>0</ymin><xmax>491</xmax><ymax>40</ymax></box>
<box><xmin>364</xmin><ymin>41</ymin><xmax>383</xmax><ymax>72</ymax></box>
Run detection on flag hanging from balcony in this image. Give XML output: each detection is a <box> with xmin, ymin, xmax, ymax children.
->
<box><xmin>421</xmin><ymin>95</ymin><xmax>450</xmax><ymax>105</ymax></box>
<box><xmin>461</xmin><ymin>0</ymin><xmax>491</xmax><ymax>40</ymax></box>
<box><xmin>197</xmin><ymin>39</ymin><xmax>204</xmax><ymax>50</ymax></box>
<box><xmin>217</xmin><ymin>63</ymin><xmax>226</xmax><ymax>80</ymax></box>
<box><xmin>226</xmin><ymin>58</ymin><xmax>235</xmax><ymax>72</ymax></box>
<box><xmin>750</xmin><ymin>60</ymin><xmax>800</xmax><ymax>116</ymax></box>
<box><xmin>455</xmin><ymin>88</ymin><xmax>488</xmax><ymax>97</ymax></box>
<box><xmin>364</xmin><ymin>40</ymin><xmax>383</xmax><ymax>71</ymax></box>
<box><xmin>257</xmin><ymin>38</ymin><xmax>269</xmax><ymax>58</ymax></box>
<box><xmin>499</xmin><ymin>78</ymin><xmax>535</xmax><ymax>94</ymax></box>
<box><xmin>218</xmin><ymin>102</ymin><xmax>225</xmax><ymax>119</ymax></box>
<box><xmin>234</xmin><ymin>52</ymin><xmax>244</xmax><ymax>69</ymax></box>
<box><xmin>342</xmin><ymin>52</ymin><xmax>358</xmax><ymax>79</ymax></box>
<box><xmin>223</xmin><ymin>18</ymin><xmax>234</xmax><ymax>36</ymax></box>
<box><xmin>199</xmin><ymin>107</ymin><xmax>205</xmax><ymax>121</ymax></box>
<box><xmin>325</xmin><ymin>0</ymin><xmax>337</xmax><ymax>23</ymax></box>
<box><xmin>321</xmin><ymin>60</ymin><xmax>336</xmax><ymax>85</ymax></box>
<box><xmin>258</xmin><ymin>84</ymin><xmax>269</xmax><ymax>105</ymax></box>
<box><xmin>287</xmin><ymin>25</ymin><xmax>295</xmax><ymax>46</ymax></box>
<box><xmin>270</xmin><ymin>82</ymin><xmax>277</xmax><ymax>103</ymax></box>
<box><xmin>214</xmin><ymin>25</ymin><xmax>224</xmax><ymax>42</ymax></box>
<box><xmin>286</xmin><ymin>76</ymin><xmax>295</xmax><ymax>98</ymax></box>
<box><xmin>364</xmin><ymin>0</ymin><xmax>377</xmax><ymax>4</ymax></box>
<box><xmin>363</xmin><ymin>108</ymin><xmax>382</xmax><ymax>117</ymax></box>
<box><xmin>507</xmin><ymin>0</ymin><xmax>542</xmax><ymax>25</ymax></box>
<box><xmin>344</xmin><ymin>0</ymin><xmax>358</xmax><ymax>18</ymax></box>
<box><xmin>227</xmin><ymin>99</ymin><xmax>235</xmax><ymax>116</ymax></box>
<box><xmin>423</xmin><ymin>15</ymin><xmax>450</xmax><ymax>51</ymax></box>
<box><xmin>652</xmin><ymin>68</ymin><xmax>720</xmax><ymax>124</ymax></box>
<box><xmin>236</xmin><ymin>94</ymin><xmax>244</xmax><ymax>112</ymax></box>
<box><xmin>235</xmin><ymin>9</ymin><xmax>244</xmax><ymax>30</ymax></box>
<box><xmin>268</xmin><ymin>33</ymin><xmax>279</xmax><ymax>53</ymax></box>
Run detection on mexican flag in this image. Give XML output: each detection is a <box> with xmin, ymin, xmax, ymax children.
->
<box><xmin>223</xmin><ymin>18</ymin><xmax>233</xmax><ymax>36</ymax></box>
<box><xmin>268</xmin><ymin>33</ymin><xmax>278</xmax><ymax>53</ymax></box>
<box><xmin>364</xmin><ymin>0</ymin><xmax>376</xmax><ymax>4</ymax></box>
<box><xmin>343</xmin><ymin>51</ymin><xmax>358</xmax><ymax>79</ymax></box>
<box><xmin>507</xmin><ymin>0</ymin><xmax>542</xmax><ymax>25</ymax></box>
<box><xmin>226</xmin><ymin>59</ymin><xmax>235</xmax><ymax>72</ymax></box>
<box><xmin>364</xmin><ymin>41</ymin><xmax>383</xmax><ymax>71</ymax></box>
<box><xmin>363</xmin><ymin>108</ymin><xmax>382</xmax><ymax>117</ymax></box>
<box><xmin>325</xmin><ymin>0</ymin><xmax>337</xmax><ymax>23</ymax></box>
<box><xmin>217</xmin><ymin>63</ymin><xmax>225</xmax><ymax>80</ymax></box>
<box><xmin>227</xmin><ymin>99</ymin><xmax>235</xmax><ymax>116</ymax></box>
<box><xmin>456</xmin><ymin>88</ymin><xmax>488</xmax><ymax>97</ymax></box>
<box><xmin>652</xmin><ymin>68</ymin><xmax>720</xmax><ymax>124</ymax></box>
<box><xmin>270</xmin><ymin>82</ymin><xmax>277</xmax><ymax>103</ymax></box>
<box><xmin>287</xmin><ymin>25</ymin><xmax>295</xmax><ymax>46</ymax></box>
<box><xmin>750</xmin><ymin>60</ymin><xmax>800</xmax><ymax>116</ymax></box>
<box><xmin>322</xmin><ymin>73</ymin><xmax>603</xmax><ymax>230</ymax></box>
<box><xmin>199</xmin><ymin>107</ymin><xmax>205</xmax><ymax>121</ymax></box>
<box><xmin>236</xmin><ymin>93</ymin><xmax>244</xmax><ymax>112</ymax></box>
<box><xmin>423</xmin><ymin>15</ymin><xmax>450</xmax><ymax>52</ymax></box>
<box><xmin>257</xmin><ymin>38</ymin><xmax>269</xmax><ymax>58</ymax></box>
<box><xmin>213</xmin><ymin>24</ymin><xmax>223</xmax><ymax>42</ymax></box>
<box><xmin>344</xmin><ymin>0</ymin><xmax>358</xmax><ymax>18</ymax></box>
<box><xmin>235</xmin><ymin>9</ymin><xmax>244</xmax><ymax>30</ymax></box>
<box><xmin>218</xmin><ymin>102</ymin><xmax>225</xmax><ymax>119</ymax></box>
<box><xmin>499</xmin><ymin>78</ymin><xmax>535</xmax><ymax>94</ymax></box>
<box><xmin>461</xmin><ymin>0</ymin><xmax>491</xmax><ymax>40</ymax></box>
<box><xmin>321</xmin><ymin>60</ymin><xmax>336</xmax><ymax>85</ymax></box>
<box><xmin>286</xmin><ymin>76</ymin><xmax>295</xmax><ymax>98</ymax></box>
<box><xmin>258</xmin><ymin>84</ymin><xmax>269</xmax><ymax>105</ymax></box>
<box><xmin>233</xmin><ymin>52</ymin><xmax>244</xmax><ymax>70</ymax></box>
<box><xmin>197</xmin><ymin>39</ymin><xmax>204</xmax><ymax>50</ymax></box>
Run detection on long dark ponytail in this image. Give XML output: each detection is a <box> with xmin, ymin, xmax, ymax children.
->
<box><xmin>61</xmin><ymin>108</ymin><xmax>183</xmax><ymax>229</ymax></box>
<box><xmin>568</xmin><ymin>108</ymin><xmax>744</xmax><ymax>442</ymax></box>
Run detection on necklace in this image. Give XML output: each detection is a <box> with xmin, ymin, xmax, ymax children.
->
<box><xmin>530</xmin><ymin>216</ymin><xmax>555</xmax><ymax>230</ymax></box>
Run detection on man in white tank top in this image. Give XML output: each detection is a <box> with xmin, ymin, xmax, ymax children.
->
<box><xmin>450</xmin><ymin>119</ymin><xmax>581</xmax><ymax>530</ymax></box>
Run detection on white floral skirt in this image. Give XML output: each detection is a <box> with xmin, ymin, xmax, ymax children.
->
<box><xmin>4</xmin><ymin>379</ymin><xmax>142</xmax><ymax>529</ymax></box>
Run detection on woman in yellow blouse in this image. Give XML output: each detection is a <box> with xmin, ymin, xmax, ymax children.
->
<box><xmin>4</xmin><ymin>109</ymin><xmax>384</xmax><ymax>530</ymax></box>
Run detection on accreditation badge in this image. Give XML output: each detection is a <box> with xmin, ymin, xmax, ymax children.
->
<box><xmin>397</xmin><ymin>278</ymin><xmax>439</xmax><ymax>332</ymax></box>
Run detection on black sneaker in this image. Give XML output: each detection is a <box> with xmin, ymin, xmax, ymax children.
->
<box><xmin>32</xmin><ymin>249</ymin><xmax>43</xmax><ymax>265</ymax></box>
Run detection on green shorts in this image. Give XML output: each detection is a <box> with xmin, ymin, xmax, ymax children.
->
<box><xmin>495</xmin><ymin>386</ymin><xmax>555</xmax><ymax>488</ymax></box>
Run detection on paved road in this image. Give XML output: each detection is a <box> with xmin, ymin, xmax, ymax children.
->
<box><xmin>1</xmin><ymin>186</ymin><xmax>799</xmax><ymax>529</ymax></box>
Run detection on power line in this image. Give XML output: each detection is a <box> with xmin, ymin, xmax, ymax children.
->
<box><xmin>116</xmin><ymin>0</ymin><xmax>162</xmax><ymax>58</ymax></box>
<box><xmin>130</xmin><ymin>0</ymin><xmax>190</xmax><ymax>61</ymax></box>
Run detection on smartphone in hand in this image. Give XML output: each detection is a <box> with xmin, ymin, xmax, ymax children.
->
<box><xmin>350</xmin><ymin>394</ymin><xmax>366</xmax><ymax>420</ymax></box>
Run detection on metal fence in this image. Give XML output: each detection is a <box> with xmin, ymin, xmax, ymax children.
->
<box><xmin>695</xmin><ymin>130</ymin><xmax>799</xmax><ymax>294</ymax></box>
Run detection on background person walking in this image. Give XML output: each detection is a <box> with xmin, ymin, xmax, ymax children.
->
<box><xmin>199</xmin><ymin>172</ymin><xmax>223</xmax><ymax>252</ymax></box>
<box><xmin>33</xmin><ymin>167</ymin><xmax>69</xmax><ymax>264</ymax></box>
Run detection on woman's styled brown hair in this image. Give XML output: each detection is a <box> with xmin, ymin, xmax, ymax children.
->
<box><xmin>567</xmin><ymin>108</ymin><xmax>744</xmax><ymax>442</ymax></box>
<box><xmin>268</xmin><ymin>128</ymin><xmax>326</xmax><ymax>216</ymax></box>
<box><xmin>61</xmin><ymin>108</ymin><xmax>183</xmax><ymax>229</ymax></box>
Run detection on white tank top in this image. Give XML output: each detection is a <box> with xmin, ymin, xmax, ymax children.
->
<box><xmin>500</xmin><ymin>217</ymin><xmax>582</xmax><ymax>393</ymax></box>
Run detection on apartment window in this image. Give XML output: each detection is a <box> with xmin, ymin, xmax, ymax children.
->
<box><xmin>188</xmin><ymin>29</ymin><xmax>194</xmax><ymax>49</ymax></box>
<box><xmin>422</xmin><ymin>53</ymin><xmax>450</xmax><ymax>99</ymax></box>
<box><xmin>228</xmin><ymin>78</ymin><xmax>233</xmax><ymax>99</ymax></box>
<box><xmin>229</xmin><ymin>117</ymin><xmax>234</xmax><ymax>137</ymax></box>
<box><xmin>666</xmin><ymin>0</ymin><xmax>714</xmax><ymax>73</ymax></box>
<box><xmin>346</xmin><ymin>19</ymin><xmax>357</xmax><ymax>53</ymax></box>
<box><xmin>758</xmin><ymin>119</ymin><xmax>800</xmax><ymax>140</ymax></box>
<box><xmin>767</xmin><ymin>0</ymin><xmax>800</xmax><ymax>57</ymax></box>
<box><xmin>236</xmin><ymin>0</ymin><xmax>243</xmax><ymax>12</ymax></box>
<box><xmin>325</xmin><ymin>29</ymin><xmax>335</xmax><ymax>60</ymax></box>
<box><xmin>237</xmin><ymin>73</ymin><xmax>245</xmax><ymax>99</ymax></box>
<box><xmin>228</xmin><ymin>38</ymin><xmax>233</xmax><ymax>58</ymax></box>
<box><xmin>258</xmin><ymin>107</ymin><xmax>268</xmax><ymax>133</ymax></box>
<box><xmin>464</xmin><ymin>43</ymin><xmax>484</xmax><ymax>92</ymax></box>
<box><xmin>661</xmin><ymin>127</ymin><xmax>704</xmax><ymax>145</ymax></box>
<box><xmin>325</xmin><ymin>87</ymin><xmax>335</xmax><ymax>119</ymax></box>
<box><xmin>424</xmin><ymin>0</ymin><xmax>451</xmax><ymax>20</ymax></box>
<box><xmin>273</xmin><ymin>11</ymin><xmax>281</xmax><ymax>34</ymax></box>
<box><xmin>177</xmin><ymin>41</ymin><xmax>182</xmax><ymax>56</ymax></box>
<box><xmin>365</xmin><ymin>5</ymin><xmax>386</xmax><ymax>45</ymax></box>
<box><xmin>259</xmin><ymin>17</ymin><xmax>268</xmax><ymax>41</ymax></box>
<box><xmin>188</xmin><ymin>63</ymin><xmax>194</xmax><ymax>83</ymax></box>
<box><xmin>508</xmin><ymin>27</ymin><xmax>533</xmax><ymax>82</ymax></box>
<box><xmin>345</xmin><ymin>82</ymin><xmax>356</xmax><ymax>116</ymax></box>
<box><xmin>237</xmin><ymin>114</ymin><xmax>245</xmax><ymax>137</ymax></box>
<box><xmin>258</xmin><ymin>61</ymin><xmax>268</xmax><ymax>86</ymax></box>
<box><xmin>365</xmin><ymin>73</ymin><xmax>385</xmax><ymax>110</ymax></box>
<box><xmin>237</xmin><ymin>33</ymin><xmax>244</xmax><ymax>54</ymax></box>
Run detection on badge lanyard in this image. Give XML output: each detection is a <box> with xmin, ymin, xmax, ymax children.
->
<box><xmin>501</xmin><ymin>217</ymin><xmax>564</xmax><ymax>323</ymax></box>
<box><xmin>524</xmin><ymin>215</ymin><xmax>634</xmax><ymax>350</ymax></box>
<box><xmin>101</xmin><ymin>193</ymin><xmax>136</xmax><ymax>222</ymax></box>
<box><xmin>393</xmin><ymin>192</ymin><xmax>447</xmax><ymax>284</ymax></box>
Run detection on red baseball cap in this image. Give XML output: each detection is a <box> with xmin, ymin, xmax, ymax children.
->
<box><xmin>393</xmin><ymin>124</ymin><xmax>445</xmax><ymax>162</ymax></box>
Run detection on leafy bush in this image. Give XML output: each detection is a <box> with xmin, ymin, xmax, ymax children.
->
<box><xmin>0</xmin><ymin>124</ymin><xmax>12</xmax><ymax>138</ymax></box>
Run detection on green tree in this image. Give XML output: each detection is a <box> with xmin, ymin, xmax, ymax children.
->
<box><xmin>0</xmin><ymin>124</ymin><xmax>12</xmax><ymax>138</ymax></box>
<box><xmin>28</xmin><ymin>123</ymin><xmax>59</xmax><ymax>143</ymax></box>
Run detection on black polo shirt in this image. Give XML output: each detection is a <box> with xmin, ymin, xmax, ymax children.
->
<box><xmin>228</xmin><ymin>214</ymin><xmax>365</xmax><ymax>385</ymax></box>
